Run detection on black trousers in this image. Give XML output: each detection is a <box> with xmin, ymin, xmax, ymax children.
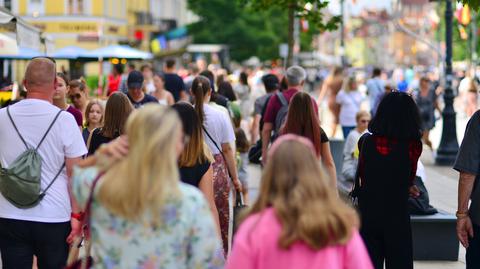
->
<box><xmin>467</xmin><ymin>223</ymin><xmax>480</xmax><ymax>269</ymax></box>
<box><xmin>360</xmin><ymin>213</ymin><xmax>413</xmax><ymax>269</ymax></box>
<box><xmin>0</xmin><ymin>218</ymin><xmax>71</xmax><ymax>269</ymax></box>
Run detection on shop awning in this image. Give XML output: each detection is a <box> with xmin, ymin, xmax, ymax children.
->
<box><xmin>0</xmin><ymin>7</ymin><xmax>42</xmax><ymax>51</ymax></box>
<box><xmin>0</xmin><ymin>33</ymin><xmax>19</xmax><ymax>55</ymax></box>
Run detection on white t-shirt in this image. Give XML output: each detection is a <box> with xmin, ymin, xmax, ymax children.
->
<box><xmin>202</xmin><ymin>104</ymin><xmax>235</xmax><ymax>155</ymax></box>
<box><xmin>336</xmin><ymin>90</ymin><xmax>363</xmax><ymax>126</ymax></box>
<box><xmin>0</xmin><ymin>99</ymin><xmax>87</xmax><ymax>222</ymax></box>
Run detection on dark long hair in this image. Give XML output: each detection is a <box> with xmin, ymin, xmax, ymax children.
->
<box><xmin>172</xmin><ymin>102</ymin><xmax>210</xmax><ymax>167</ymax></box>
<box><xmin>369</xmin><ymin>91</ymin><xmax>421</xmax><ymax>140</ymax></box>
<box><xmin>101</xmin><ymin>92</ymin><xmax>134</xmax><ymax>138</ymax></box>
<box><xmin>218</xmin><ymin>81</ymin><xmax>237</xmax><ymax>101</ymax></box>
<box><xmin>191</xmin><ymin>76</ymin><xmax>211</xmax><ymax>126</ymax></box>
<box><xmin>282</xmin><ymin>92</ymin><xmax>322</xmax><ymax>156</ymax></box>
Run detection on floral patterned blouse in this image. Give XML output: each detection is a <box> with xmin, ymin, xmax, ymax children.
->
<box><xmin>73</xmin><ymin>167</ymin><xmax>225</xmax><ymax>269</ymax></box>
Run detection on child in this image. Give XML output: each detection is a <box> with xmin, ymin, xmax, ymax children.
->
<box><xmin>235</xmin><ymin>128</ymin><xmax>250</xmax><ymax>204</ymax></box>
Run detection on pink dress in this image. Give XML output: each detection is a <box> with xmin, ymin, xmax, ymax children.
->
<box><xmin>226</xmin><ymin>208</ymin><xmax>373</xmax><ymax>269</ymax></box>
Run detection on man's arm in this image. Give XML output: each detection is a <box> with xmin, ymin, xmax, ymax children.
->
<box><xmin>250</xmin><ymin>115</ymin><xmax>261</xmax><ymax>145</ymax></box>
<box><xmin>457</xmin><ymin>171</ymin><xmax>476</xmax><ymax>248</ymax></box>
<box><xmin>66</xmin><ymin>156</ymin><xmax>82</xmax><ymax>244</ymax></box>
<box><xmin>261</xmin><ymin>123</ymin><xmax>273</xmax><ymax>164</ymax></box>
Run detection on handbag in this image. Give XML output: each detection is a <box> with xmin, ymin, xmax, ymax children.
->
<box><xmin>65</xmin><ymin>173</ymin><xmax>103</xmax><ymax>269</ymax></box>
<box><xmin>233</xmin><ymin>190</ymin><xmax>247</xmax><ymax>234</ymax></box>
<box><xmin>248</xmin><ymin>139</ymin><xmax>262</xmax><ymax>164</ymax></box>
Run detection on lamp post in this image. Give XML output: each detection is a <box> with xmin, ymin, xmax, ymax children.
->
<box><xmin>435</xmin><ymin>0</ymin><xmax>459</xmax><ymax>165</ymax></box>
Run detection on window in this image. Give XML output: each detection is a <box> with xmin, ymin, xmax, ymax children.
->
<box><xmin>2</xmin><ymin>0</ymin><xmax>12</xmax><ymax>11</ymax></box>
<box><xmin>27</xmin><ymin>0</ymin><xmax>44</xmax><ymax>16</ymax></box>
<box><xmin>67</xmin><ymin>0</ymin><xmax>85</xmax><ymax>15</ymax></box>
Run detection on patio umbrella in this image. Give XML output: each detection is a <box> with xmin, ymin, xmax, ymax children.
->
<box><xmin>0</xmin><ymin>46</ymin><xmax>44</xmax><ymax>59</ymax></box>
<box><xmin>80</xmin><ymin>44</ymin><xmax>153</xmax><ymax>60</ymax></box>
<box><xmin>51</xmin><ymin>45</ymin><xmax>90</xmax><ymax>59</ymax></box>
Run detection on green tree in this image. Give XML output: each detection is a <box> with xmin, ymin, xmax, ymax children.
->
<box><xmin>187</xmin><ymin>0</ymin><xmax>289</xmax><ymax>62</ymax></box>
<box><xmin>240</xmin><ymin>0</ymin><xmax>340</xmax><ymax>66</ymax></box>
<box><xmin>461</xmin><ymin>0</ymin><xmax>480</xmax><ymax>11</ymax></box>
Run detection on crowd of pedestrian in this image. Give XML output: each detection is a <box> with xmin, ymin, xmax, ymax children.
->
<box><xmin>0</xmin><ymin>57</ymin><xmax>478</xmax><ymax>269</ymax></box>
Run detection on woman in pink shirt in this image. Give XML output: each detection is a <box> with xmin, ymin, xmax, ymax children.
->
<box><xmin>226</xmin><ymin>134</ymin><xmax>373</xmax><ymax>269</ymax></box>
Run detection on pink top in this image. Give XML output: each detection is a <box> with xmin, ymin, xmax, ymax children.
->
<box><xmin>226</xmin><ymin>208</ymin><xmax>373</xmax><ymax>269</ymax></box>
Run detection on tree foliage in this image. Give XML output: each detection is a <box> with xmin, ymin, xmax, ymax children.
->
<box><xmin>240</xmin><ymin>0</ymin><xmax>340</xmax><ymax>31</ymax></box>
<box><xmin>187</xmin><ymin>0</ymin><xmax>289</xmax><ymax>62</ymax></box>
<box><xmin>239</xmin><ymin>0</ymin><xmax>340</xmax><ymax>65</ymax></box>
<box><xmin>461</xmin><ymin>0</ymin><xmax>480</xmax><ymax>11</ymax></box>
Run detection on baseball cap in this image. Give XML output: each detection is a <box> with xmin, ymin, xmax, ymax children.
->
<box><xmin>127</xmin><ymin>70</ymin><xmax>144</xmax><ymax>89</ymax></box>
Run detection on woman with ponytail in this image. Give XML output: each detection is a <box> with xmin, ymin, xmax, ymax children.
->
<box><xmin>191</xmin><ymin>75</ymin><xmax>242</xmax><ymax>254</ymax></box>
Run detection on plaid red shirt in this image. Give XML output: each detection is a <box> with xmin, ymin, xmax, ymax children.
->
<box><xmin>359</xmin><ymin>135</ymin><xmax>422</xmax><ymax>185</ymax></box>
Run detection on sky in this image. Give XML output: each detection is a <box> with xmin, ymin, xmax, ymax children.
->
<box><xmin>328</xmin><ymin>0</ymin><xmax>393</xmax><ymax>16</ymax></box>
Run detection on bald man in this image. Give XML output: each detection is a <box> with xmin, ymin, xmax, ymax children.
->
<box><xmin>0</xmin><ymin>58</ymin><xmax>87</xmax><ymax>268</ymax></box>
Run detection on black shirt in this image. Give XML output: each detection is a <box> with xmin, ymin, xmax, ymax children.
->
<box><xmin>164</xmin><ymin>73</ymin><xmax>185</xmax><ymax>102</ymax></box>
<box><xmin>127</xmin><ymin>93</ymin><xmax>158</xmax><ymax>109</ymax></box>
<box><xmin>179</xmin><ymin>161</ymin><xmax>211</xmax><ymax>188</ymax></box>
<box><xmin>320</xmin><ymin>128</ymin><xmax>329</xmax><ymax>143</ymax></box>
<box><xmin>88</xmin><ymin>128</ymin><xmax>118</xmax><ymax>156</ymax></box>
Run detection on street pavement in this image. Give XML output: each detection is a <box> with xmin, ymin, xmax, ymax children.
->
<box><xmin>245</xmin><ymin>97</ymin><xmax>471</xmax><ymax>268</ymax></box>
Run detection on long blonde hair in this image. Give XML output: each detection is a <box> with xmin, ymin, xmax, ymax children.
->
<box><xmin>98</xmin><ymin>105</ymin><xmax>181</xmax><ymax>223</ymax></box>
<box><xmin>248</xmin><ymin>137</ymin><xmax>357</xmax><ymax>249</ymax></box>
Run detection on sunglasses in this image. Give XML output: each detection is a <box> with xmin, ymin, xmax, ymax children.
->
<box><xmin>69</xmin><ymin>93</ymin><xmax>82</xmax><ymax>100</ymax></box>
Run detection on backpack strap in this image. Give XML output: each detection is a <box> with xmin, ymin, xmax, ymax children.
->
<box><xmin>39</xmin><ymin>162</ymin><xmax>66</xmax><ymax>198</ymax></box>
<box><xmin>36</xmin><ymin>110</ymin><xmax>63</xmax><ymax>151</ymax></box>
<box><xmin>6</xmin><ymin>106</ymin><xmax>29</xmax><ymax>150</ymax></box>
<box><xmin>202</xmin><ymin>126</ymin><xmax>234</xmax><ymax>182</ymax></box>
<box><xmin>276</xmin><ymin>92</ymin><xmax>288</xmax><ymax>106</ymax></box>
<box><xmin>6</xmin><ymin>106</ymin><xmax>63</xmax><ymax>151</ymax></box>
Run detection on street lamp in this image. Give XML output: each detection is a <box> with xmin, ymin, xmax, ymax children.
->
<box><xmin>435</xmin><ymin>0</ymin><xmax>459</xmax><ymax>165</ymax></box>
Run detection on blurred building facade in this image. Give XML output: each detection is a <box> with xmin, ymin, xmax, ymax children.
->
<box><xmin>5</xmin><ymin>0</ymin><xmax>196</xmax><ymax>52</ymax></box>
<box><xmin>315</xmin><ymin>0</ymin><xmax>439</xmax><ymax>68</ymax></box>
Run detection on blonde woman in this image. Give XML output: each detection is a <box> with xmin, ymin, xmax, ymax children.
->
<box><xmin>82</xmin><ymin>100</ymin><xmax>104</xmax><ymax>144</ymax></box>
<box><xmin>226</xmin><ymin>134</ymin><xmax>373</xmax><ymax>269</ymax></box>
<box><xmin>336</xmin><ymin>75</ymin><xmax>364</xmax><ymax>138</ymax></box>
<box><xmin>72</xmin><ymin>105</ymin><xmax>224</xmax><ymax>268</ymax></box>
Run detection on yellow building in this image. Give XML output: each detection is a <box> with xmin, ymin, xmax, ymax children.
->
<box><xmin>12</xmin><ymin>0</ymin><xmax>136</xmax><ymax>50</ymax></box>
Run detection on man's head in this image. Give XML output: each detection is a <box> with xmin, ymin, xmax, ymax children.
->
<box><xmin>127</xmin><ymin>70</ymin><xmax>144</xmax><ymax>101</ymax></box>
<box><xmin>372</xmin><ymin>67</ymin><xmax>382</xmax><ymax>78</ymax></box>
<box><xmin>165</xmin><ymin>58</ymin><xmax>176</xmax><ymax>70</ymax></box>
<box><xmin>23</xmin><ymin>57</ymin><xmax>57</xmax><ymax>99</ymax></box>
<box><xmin>262</xmin><ymin>74</ymin><xmax>279</xmax><ymax>93</ymax></box>
<box><xmin>285</xmin><ymin>66</ymin><xmax>306</xmax><ymax>88</ymax></box>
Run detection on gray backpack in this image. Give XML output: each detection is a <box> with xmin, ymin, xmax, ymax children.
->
<box><xmin>0</xmin><ymin>106</ymin><xmax>65</xmax><ymax>209</ymax></box>
<box><xmin>273</xmin><ymin>92</ymin><xmax>289</xmax><ymax>139</ymax></box>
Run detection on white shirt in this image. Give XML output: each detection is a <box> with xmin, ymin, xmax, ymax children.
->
<box><xmin>336</xmin><ymin>90</ymin><xmax>363</xmax><ymax>126</ymax></box>
<box><xmin>0</xmin><ymin>99</ymin><xmax>87</xmax><ymax>222</ymax></box>
<box><xmin>202</xmin><ymin>104</ymin><xmax>235</xmax><ymax>155</ymax></box>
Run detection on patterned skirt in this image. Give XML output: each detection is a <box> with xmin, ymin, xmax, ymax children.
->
<box><xmin>212</xmin><ymin>154</ymin><xmax>232</xmax><ymax>255</ymax></box>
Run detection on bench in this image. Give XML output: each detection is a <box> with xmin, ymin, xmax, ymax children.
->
<box><xmin>330</xmin><ymin>141</ymin><xmax>459</xmax><ymax>261</ymax></box>
<box><xmin>329</xmin><ymin>139</ymin><xmax>345</xmax><ymax>177</ymax></box>
<box><xmin>411</xmin><ymin>211</ymin><xmax>458</xmax><ymax>261</ymax></box>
